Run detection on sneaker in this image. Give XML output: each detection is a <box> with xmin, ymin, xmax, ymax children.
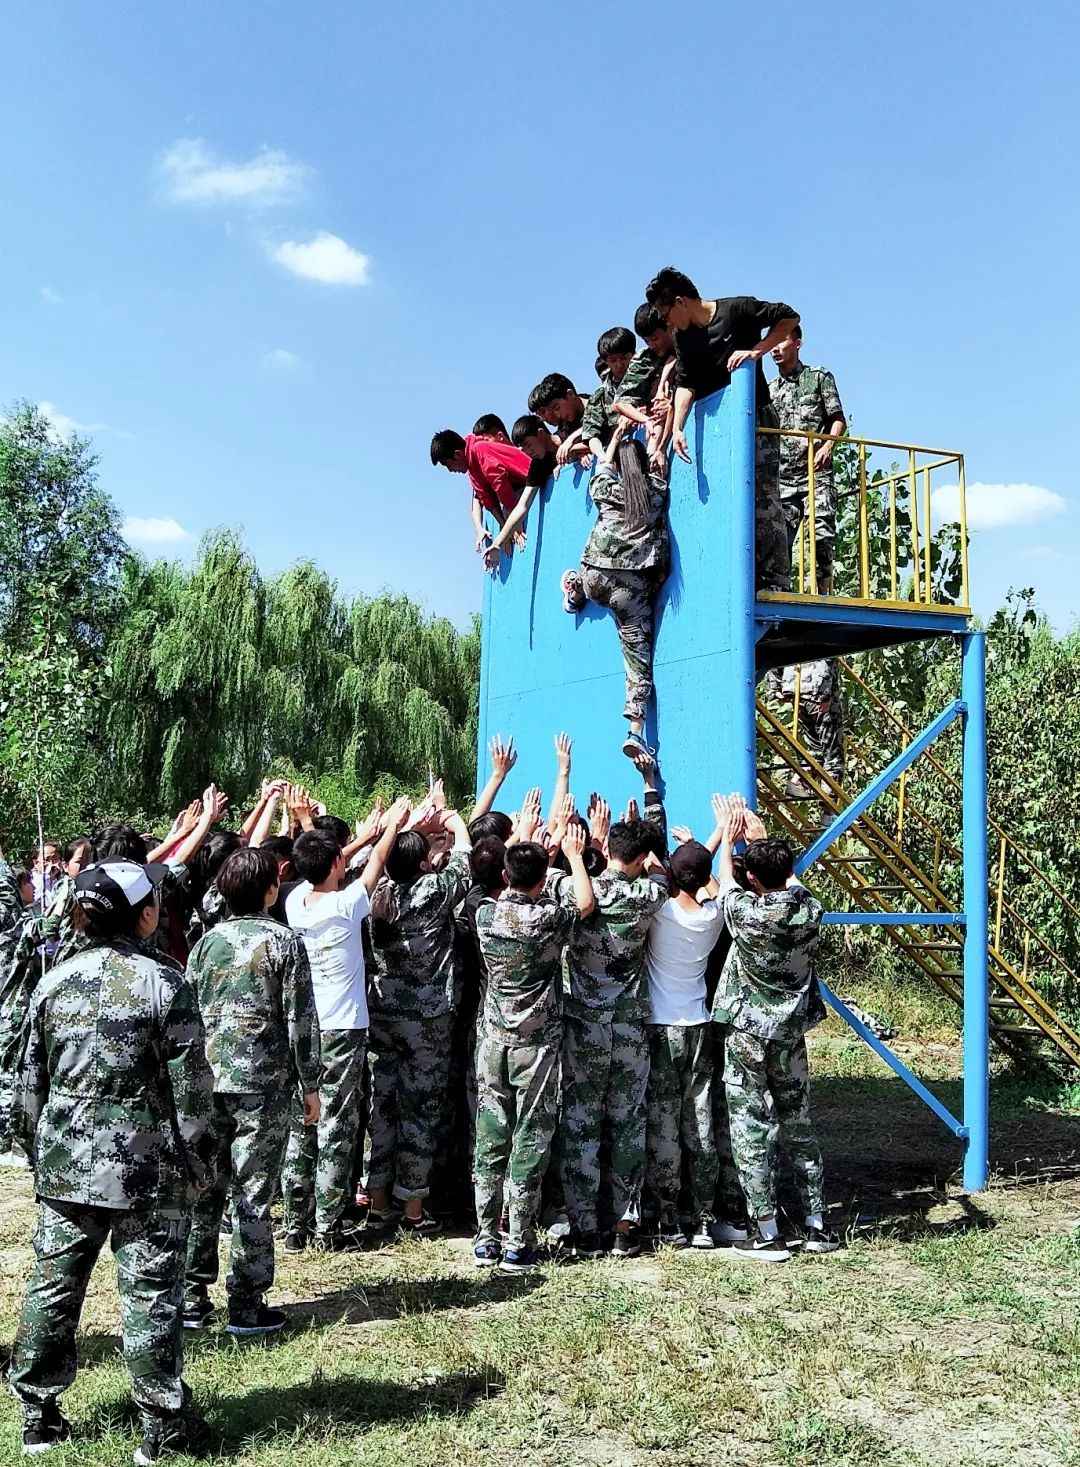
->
<box><xmin>570</xmin><ymin>1230</ymin><xmax>605</xmax><ymax>1261</ymax></box>
<box><xmin>691</xmin><ymin>1216</ymin><xmax>717</xmax><ymax>1250</ymax></box>
<box><xmin>398</xmin><ymin>1209</ymin><xmax>441</xmax><ymax>1239</ymax></box>
<box><xmin>499</xmin><ymin>1245</ymin><xmax>546</xmax><ymax>1275</ymax></box>
<box><xmin>710</xmin><ymin>1219</ymin><xmax>750</xmax><ymax>1247</ymax></box>
<box><xmin>732</xmin><ymin>1225</ymin><xmax>791</xmax><ymax>1263</ymax></box>
<box><xmin>805</xmin><ymin>1225</ymin><xmax>841</xmax><ymax>1254</ymax></box>
<box><xmin>473</xmin><ymin>1239</ymin><xmax>501</xmax><ymax>1268</ymax></box>
<box><xmin>364</xmin><ymin>1206</ymin><xmax>402</xmax><ymax>1235</ymax></box>
<box><xmin>312</xmin><ymin>1228</ymin><xmax>362</xmax><ymax>1253</ymax></box>
<box><xmin>654</xmin><ymin>1219</ymin><xmax>689</xmax><ymax>1250</ymax></box>
<box><xmin>282</xmin><ymin>1229</ymin><xmax>307</xmax><ymax>1254</ymax></box>
<box><xmin>133</xmin><ymin>1416</ymin><xmax>188</xmax><ymax>1464</ymax></box>
<box><xmin>225</xmin><ymin>1300</ymin><xmax>287</xmax><ymax>1337</ymax></box>
<box><xmin>784</xmin><ymin>776</ymin><xmax>813</xmax><ymax>799</ymax></box>
<box><xmin>182</xmin><ymin>1294</ymin><xmax>215</xmax><ymax>1331</ymax></box>
<box><xmin>561</xmin><ymin>569</ymin><xmax>586</xmax><ymax>614</ymax></box>
<box><xmin>21</xmin><ymin>1402</ymin><xmax>71</xmax><ymax>1455</ymax></box>
<box><xmin>610</xmin><ymin>1228</ymin><xmax>642</xmax><ymax>1259</ymax></box>
<box><xmin>621</xmin><ymin>730</ymin><xmax>656</xmax><ymax>763</ymax></box>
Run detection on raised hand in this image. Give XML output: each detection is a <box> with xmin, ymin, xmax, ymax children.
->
<box><xmin>384</xmin><ymin>795</ymin><xmax>412</xmax><ymax>834</ymax></box>
<box><xmin>621</xmin><ymin>796</ymin><xmax>641</xmax><ymax>825</ymax></box>
<box><xmin>563</xmin><ymin>820</ymin><xmax>587</xmax><ymax>859</ymax></box>
<box><xmin>743</xmin><ymin>808</ymin><xmax>768</xmax><ymax>842</ymax></box>
<box><xmin>671</xmin><ymin>825</ymin><xmax>694</xmax><ymax>845</ymax></box>
<box><xmin>489</xmin><ymin>733</ymin><xmax>517</xmax><ymax>778</ymax></box>
<box><xmin>554</xmin><ymin>732</ymin><xmax>572</xmax><ymax>773</ymax></box>
<box><xmin>588</xmin><ymin>795</ymin><xmax>611</xmax><ymax>849</ymax></box>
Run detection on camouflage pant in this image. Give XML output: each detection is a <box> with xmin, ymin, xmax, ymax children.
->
<box><xmin>186</xmin><ymin>1089</ymin><xmax>290</xmax><ymax>1308</ymax></box>
<box><xmin>756</xmin><ymin>428</ymin><xmax>792</xmax><ymax>593</ymax></box>
<box><xmin>366</xmin><ymin>1010</ymin><xmax>453</xmax><ymax>1202</ymax></box>
<box><xmin>473</xmin><ymin>1031</ymin><xmax>560</xmax><ymax>1250</ymax></box>
<box><xmin>799</xmin><ymin>690</ymin><xmax>845</xmax><ymax>781</ymax></box>
<box><xmin>781</xmin><ymin>474</ymin><xmax>836</xmax><ymax>588</ymax></box>
<box><xmin>723</xmin><ymin>1029</ymin><xmax>825</xmax><ymax>1220</ymax></box>
<box><xmin>711</xmin><ymin>1027</ymin><xmax>750</xmax><ymax>1224</ymax></box>
<box><xmin>10</xmin><ymin>1199</ymin><xmax>189</xmax><ymax>1428</ymax></box>
<box><xmin>282</xmin><ymin>1027</ymin><xmax>366</xmax><ymax>1235</ymax></box>
<box><xmin>645</xmin><ymin>1023</ymin><xmax>717</xmax><ymax>1220</ymax></box>
<box><xmin>581</xmin><ymin>565</ymin><xmax>664</xmax><ymax>723</ymax></box>
<box><xmin>560</xmin><ymin>1011</ymin><xmax>649</xmax><ymax>1234</ymax></box>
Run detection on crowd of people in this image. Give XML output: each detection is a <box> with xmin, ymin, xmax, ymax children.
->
<box><xmin>431</xmin><ymin>264</ymin><xmax>848</xmax><ymax>786</ymax></box>
<box><xmin>1</xmin><ymin>735</ymin><xmax>837</xmax><ymax>1460</ymax></box>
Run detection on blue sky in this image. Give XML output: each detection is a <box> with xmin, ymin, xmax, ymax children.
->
<box><xmin>2</xmin><ymin>1</ymin><xmax>1078</xmax><ymax>632</ymax></box>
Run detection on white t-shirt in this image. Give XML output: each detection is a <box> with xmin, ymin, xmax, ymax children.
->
<box><xmin>646</xmin><ymin>896</ymin><xmax>722</xmax><ymax>1025</ymax></box>
<box><xmin>286</xmin><ymin>880</ymin><xmax>372</xmax><ymax>1032</ymax></box>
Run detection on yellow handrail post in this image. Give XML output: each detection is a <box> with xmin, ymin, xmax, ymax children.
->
<box><xmin>909</xmin><ymin>448</ymin><xmax>920</xmax><ymax>602</ymax></box>
<box><xmin>858</xmin><ymin>442</ymin><xmax>870</xmax><ymax>598</ymax></box>
<box><xmin>897</xmin><ymin>731</ymin><xmax>909</xmax><ymax>846</ymax></box>
<box><xmin>922</xmin><ymin>466</ymin><xmax>933</xmax><ymax>602</ymax></box>
<box><xmin>889</xmin><ymin>479</ymin><xmax>898</xmax><ymax>601</ymax></box>
<box><xmin>958</xmin><ymin>454</ymin><xmax>970</xmax><ymax>608</ymax></box>
<box><xmin>792</xmin><ymin>664</ymin><xmax>802</xmax><ymax>742</ymax></box>
<box><xmin>994</xmin><ymin>833</ymin><xmax>1007</xmax><ymax>953</ymax></box>
<box><xmin>807</xmin><ymin>435</ymin><xmax>818</xmax><ymax>595</ymax></box>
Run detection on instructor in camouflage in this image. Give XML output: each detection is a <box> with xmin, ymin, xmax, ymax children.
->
<box><xmin>9</xmin><ymin>860</ymin><xmax>214</xmax><ymax>1461</ymax></box>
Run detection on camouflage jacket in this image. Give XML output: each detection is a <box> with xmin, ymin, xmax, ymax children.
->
<box><xmin>769</xmin><ymin>363</ymin><xmax>844</xmax><ymax>487</ymax></box>
<box><xmin>0</xmin><ymin>909</ymin><xmax>60</xmax><ymax>1149</ymax></box>
<box><xmin>712</xmin><ymin>878</ymin><xmax>826</xmax><ymax>1043</ymax></box>
<box><xmin>14</xmin><ymin>936</ymin><xmax>214</xmax><ymax>1209</ymax></box>
<box><xmin>615</xmin><ymin>347</ymin><xmax>671</xmax><ymax>408</ymax></box>
<box><xmin>0</xmin><ymin>857</ymin><xmax>21</xmax><ymax>932</ymax></box>
<box><xmin>780</xmin><ymin>657</ymin><xmax>840</xmax><ymax>703</ymax></box>
<box><xmin>185</xmin><ymin>881</ymin><xmax>230</xmax><ymax>949</ymax></box>
<box><xmin>556</xmin><ymin>870</ymin><xmax>668</xmax><ymax>1022</ymax></box>
<box><xmin>581</xmin><ymin>382</ymin><xmax>620</xmax><ymax>450</ymax></box>
<box><xmin>582</xmin><ymin>468</ymin><xmax>670</xmax><ymax>573</ymax></box>
<box><xmin>474</xmin><ymin>891</ymin><xmax>574</xmax><ymax>1045</ymax></box>
<box><xmin>370</xmin><ymin>850</ymin><xmax>473</xmax><ymax>1020</ymax></box>
<box><xmin>186</xmin><ymin>916</ymin><xmax>321</xmax><ymax>1095</ymax></box>
<box><xmin>47</xmin><ymin>859</ymin><xmax>190</xmax><ymax>971</ymax></box>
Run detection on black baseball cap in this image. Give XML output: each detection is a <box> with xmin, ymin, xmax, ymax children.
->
<box><xmin>74</xmin><ymin>860</ymin><xmax>169</xmax><ymax>916</ymax></box>
<box><xmin>669</xmin><ymin>840</ymin><xmax>713</xmax><ymax>891</ymax></box>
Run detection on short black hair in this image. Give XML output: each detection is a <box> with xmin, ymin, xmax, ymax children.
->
<box><xmin>63</xmin><ymin>836</ymin><xmax>93</xmax><ymax>865</ymax></box>
<box><xmin>527</xmin><ymin>373</ymin><xmax>575</xmax><ymax>412</ymax></box>
<box><xmin>313</xmin><ymin>813</ymin><xmax>351</xmax><ymax>848</ymax></box>
<box><xmin>470</xmin><ymin>836</ymin><xmax>507</xmax><ymax>895</ymax></box>
<box><xmin>216</xmin><ymin>846</ymin><xmax>279</xmax><ymax>916</ymax></box>
<box><xmin>597</xmin><ymin>326</ymin><xmax>635</xmax><ymax>359</ymax></box>
<box><xmin>430</xmin><ymin>429</ymin><xmax>466</xmax><ymax>466</ymax></box>
<box><xmin>260</xmin><ymin>835</ymin><xmax>294</xmax><ymax>865</ymax></box>
<box><xmin>469</xmin><ymin>811</ymin><xmax>514</xmax><ymax>843</ymax></box>
<box><xmin>472</xmin><ymin>413</ymin><xmax>508</xmax><ymax>437</ymax></box>
<box><xmin>511</xmin><ymin>414</ymin><xmax>546</xmax><ymax>447</ymax></box>
<box><xmin>386</xmin><ymin>830</ymin><xmax>428</xmax><ymax>885</ymax></box>
<box><xmin>504</xmin><ymin>841</ymin><xmax>548</xmax><ymax>891</ymax></box>
<box><xmin>634</xmin><ymin>303</ymin><xmax>667</xmax><ymax>339</ymax></box>
<box><xmin>190</xmin><ymin>830</ymin><xmax>244</xmax><ymax>901</ymax></box>
<box><xmin>669</xmin><ymin>840</ymin><xmax>713</xmax><ymax>894</ymax></box>
<box><xmin>645</xmin><ymin>267</ymin><xmax>701</xmax><ymax>311</ymax></box>
<box><xmin>13</xmin><ymin>867</ymin><xmax>32</xmax><ymax>890</ymax></box>
<box><xmin>792</xmin><ymin>323</ymin><xmax>803</xmax><ymax>342</ymax></box>
<box><xmin>292</xmin><ymin>830</ymin><xmax>342</xmax><ymax>886</ymax></box>
<box><xmin>594</xmin><ymin>355</ymin><xmax>608</xmax><ymax>380</ymax></box>
<box><xmin>93</xmin><ymin>824</ymin><xmax>148</xmax><ymax>863</ymax></box>
<box><xmin>744</xmin><ymin>837</ymin><xmax>795</xmax><ymax>890</ymax></box>
<box><xmin>607</xmin><ymin>819</ymin><xmax>656</xmax><ymax>864</ymax></box>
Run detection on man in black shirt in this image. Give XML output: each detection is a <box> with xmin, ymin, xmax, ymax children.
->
<box><xmin>645</xmin><ymin>267</ymin><xmax>798</xmax><ymax>593</ymax></box>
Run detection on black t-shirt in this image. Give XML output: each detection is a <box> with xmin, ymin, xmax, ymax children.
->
<box><xmin>527</xmin><ymin>452</ymin><xmax>557</xmax><ymax>488</ymax></box>
<box><xmin>674</xmin><ymin>295</ymin><xmax>797</xmax><ymax>404</ymax></box>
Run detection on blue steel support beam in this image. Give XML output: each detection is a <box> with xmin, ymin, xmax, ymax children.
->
<box><xmin>730</xmin><ymin>365</ymin><xmax>758</xmax><ymax>803</ymax></box>
<box><xmin>961</xmin><ymin>631</ymin><xmax>990</xmax><ymax>1192</ymax></box>
<box><xmin>821</xmin><ymin>983</ymin><xmax>968</xmax><ymax>1138</ymax></box>
<box><xmin>821</xmin><ymin>912</ymin><xmax>967</xmax><ymax>927</ymax></box>
<box><xmin>795</xmin><ymin>698</ymin><xmax>964</xmax><ymax>875</ymax></box>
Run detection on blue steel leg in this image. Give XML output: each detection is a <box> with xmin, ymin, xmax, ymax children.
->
<box><xmin>731</xmin><ymin>365</ymin><xmax>757</xmax><ymax>803</ymax></box>
<box><xmin>961</xmin><ymin>630</ymin><xmax>989</xmax><ymax>1191</ymax></box>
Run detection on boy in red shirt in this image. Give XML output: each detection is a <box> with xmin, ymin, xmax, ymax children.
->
<box><xmin>431</xmin><ymin>428</ymin><xmax>531</xmax><ymax>558</ymax></box>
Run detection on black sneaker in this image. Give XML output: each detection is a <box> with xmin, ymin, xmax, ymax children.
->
<box><xmin>182</xmin><ymin>1294</ymin><xmax>215</xmax><ymax>1331</ymax></box>
<box><xmin>654</xmin><ymin>1219</ymin><xmax>689</xmax><ymax>1250</ymax></box>
<box><xmin>363</xmin><ymin>1206</ymin><xmax>402</xmax><ymax>1235</ymax></box>
<box><xmin>473</xmin><ymin>1239</ymin><xmax>501</xmax><ymax>1268</ymax></box>
<box><xmin>709</xmin><ymin>1219</ymin><xmax>750</xmax><ymax>1247</ymax></box>
<box><xmin>133</xmin><ymin>1416</ymin><xmax>188</xmax><ymax>1464</ymax></box>
<box><xmin>398</xmin><ymin>1209</ymin><xmax>441</xmax><ymax>1238</ymax></box>
<box><xmin>732</xmin><ymin>1225</ymin><xmax>791</xmax><ymax>1263</ymax></box>
<box><xmin>311</xmin><ymin>1228</ymin><xmax>361</xmax><ymax>1253</ymax></box>
<box><xmin>21</xmin><ymin>1401</ymin><xmax>71</xmax><ymax>1455</ymax></box>
<box><xmin>690</xmin><ymin>1215</ymin><xmax>716</xmax><ymax>1250</ymax></box>
<box><xmin>225</xmin><ymin>1300</ymin><xmax>287</xmax><ymax>1337</ymax></box>
<box><xmin>282</xmin><ymin>1229</ymin><xmax>307</xmax><ymax>1254</ymax></box>
<box><xmin>499</xmin><ymin>1245</ymin><xmax>547</xmax><ymax>1275</ymax></box>
<box><xmin>570</xmin><ymin>1230</ymin><xmax>604</xmax><ymax>1260</ymax></box>
<box><xmin>611</xmin><ymin>1228</ymin><xmax>642</xmax><ymax>1259</ymax></box>
<box><xmin>805</xmin><ymin>1225</ymin><xmax>841</xmax><ymax>1254</ymax></box>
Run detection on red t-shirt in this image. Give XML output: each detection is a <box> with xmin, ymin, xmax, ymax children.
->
<box><xmin>465</xmin><ymin>434</ymin><xmax>530</xmax><ymax>516</ymax></box>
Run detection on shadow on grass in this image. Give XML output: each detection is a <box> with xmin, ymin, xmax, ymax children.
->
<box><xmin>805</xmin><ymin>1069</ymin><xmax>1080</xmax><ymax>1239</ymax></box>
<box><xmin>286</xmin><ymin>1268</ymin><xmax>543</xmax><ymax>1327</ymax></box>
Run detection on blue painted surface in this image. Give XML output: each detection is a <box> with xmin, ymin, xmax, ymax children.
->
<box><xmin>477</xmin><ymin>367</ymin><xmax>758</xmax><ymax>831</ymax></box>
<box><xmin>961</xmin><ymin>631</ymin><xmax>990</xmax><ymax>1192</ymax></box>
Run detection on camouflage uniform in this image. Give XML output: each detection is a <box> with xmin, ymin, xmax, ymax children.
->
<box><xmin>578</xmin><ymin>454</ymin><xmax>670</xmax><ymax>725</ymax></box>
<box><xmin>0</xmin><ymin>909</ymin><xmax>58</xmax><ymax>1152</ymax></box>
<box><xmin>645</xmin><ymin>1023</ymin><xmax>716</xmax><ymax>1222</ymax></box>
<box><xmin>782</xmin><ymin>658</ymin><xmax>845</xmax><ymax>782</ymax></box>
<box><xmin>282</xmin><ymin>1029</ymin><xmax>367</xmax><ymax>1233</ymax></box>
<box><xmin>616</xmin><ymin>347</ymin><xmax>671</xmax><ymax>410</ymax></box>
<box><xmin>185</xmin><ymin>917</ymin><xmax>320</xmax><ymax>1311</ymax></box>
<box><xmin>712</xmin><ymin>879</ymin><xmax>827</xmax><ymax>1220</ymax></box>
<box><xmin>556</xmin><ymin>846</ymin><xmax>667</xmax><ymax>1235</ymax></box>
<box><xmin>9</xmin><ymin>937</ymin><xmax>213</xmax><ymax>1433</ymax></box>
<box><xmin>769</xmin><ymin>363</ymin><xmax>845</xmax><ymax>586</ymax></box>
<box><xmin>472</xmin><ymin>891</ymin><xmax>573</xmax><ymax>1249</ymax></box>
<box><xmin>367</xmin><ymin>851</ymin><xmax>472</xmax><ymax>1202</ymax></box>
<box><xmin>755</xmin><ymin>398</ymin><xmax>791</xmax><ymax>592</ymax></box>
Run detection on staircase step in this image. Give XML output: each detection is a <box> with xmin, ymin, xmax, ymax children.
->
<box><xmin>990</xmin><ymin>1024</ymin><xmax>1051</xmax><ymax>1038</ymax></box>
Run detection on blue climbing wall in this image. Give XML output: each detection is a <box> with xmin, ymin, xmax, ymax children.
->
<box><xmin>477</xmin><ymin>367</ymin><xmax>759</xmax><ymax>835</ymax></box>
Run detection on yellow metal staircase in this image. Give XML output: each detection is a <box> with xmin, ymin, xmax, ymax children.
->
<box><xmin>756</xmin><ymin>667</ymin><xmax>1080</xmax><ymax>1074</ymax></box>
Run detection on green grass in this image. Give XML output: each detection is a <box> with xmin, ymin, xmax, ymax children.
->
<box><xmin>2</xmin><ymin>1032</ymin><xmax>1079</xmax><ymax>1466</ymax></box>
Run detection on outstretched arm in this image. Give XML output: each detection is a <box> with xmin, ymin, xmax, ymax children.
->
<box><xmin>470</xmin><ymin>735</ymin><xmax>517</xmax><ymax>821</ymax></box>
<box><xmin>361</xmin><ymin>796</ymin><xmax>412</xmax><ymax>894</ymax></box>
<box><xmin>545</xmin><ymin>734</ymin><xmax>572</xmax><ymax>831</ymax></box>
<box><xmin>484</xmin><ymin>483</ymin><xmax>541</xmax><ymax>569</ymax></box>
<box><xmin>562</xmin><ymin>821</ymin><xmax>595</xmax><ymax>919</ymax></box>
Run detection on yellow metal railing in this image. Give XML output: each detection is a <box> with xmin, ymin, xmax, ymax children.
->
<box><xmin>756</xmin><ymin>429</ymin><xmax>970</xmax><ymax>612</ymax></box>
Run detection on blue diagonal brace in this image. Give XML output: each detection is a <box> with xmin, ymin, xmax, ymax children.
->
<box><xmin>795</xmin><ymin>698</ymin><xmax>965</xmax><ymax>875</ymax></box>
<box><xmin>820</xmin><ymin>982</ymin><xmax>968</xmax><ymax>1139</ymax></box>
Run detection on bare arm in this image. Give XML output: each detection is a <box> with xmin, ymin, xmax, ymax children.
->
<box><xmin>470</xmin><ymin>734</ymin><xmax>517</xmax><ymax>821</ymax></box>
<box><xmin>728</xmin><ymin>316</ymin><xmax>800</xmax><ymax>373</ymax></box>
<box><xmin>360</xmin><ymin>796</ymin><xmax>412</xmax><ymax>895</ymax></box>
<box><xmin>248</xmin><ymin>783</ymin><xmax>285</xmax><ymax>848</ymax></box>
<box><xmin>471</xmin><ymin>495</ymin><xmax>490</xmax><ymax>552</ymax></box>
<box><xmin>546</xmin><ymin>733</ymin><xmax>571</xmax><ymax>830</ymax></box>
<box><xmin>562</xmin><ymin>822</ymin><xmax>595</xmax><ymax>919</ymax></box>
<box><xmin>485</xmin><ymin>482</ymin><xmax>541</xmax><ymax>563</ymax></box>
<box><xmin>671</xmin><ymin>387</ymin><xmax>695</xmax><ymax>464</ymax></box>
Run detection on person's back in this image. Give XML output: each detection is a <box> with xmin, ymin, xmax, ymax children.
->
<box><xmin>371</xmin><ymin>850</ymin><xmax>472</xmax><ymax>1018</ymax></box>
<box><xmin>713</xmin><ymin>876</ymin><xmax>823</xmax><ymax>1043</ymax></box>
<box><xmin>564</xmin><ymin>863</ymin><xmax>667</xmax><ymax>1018</ymax></box>
<box><xmin>646</xmin><ymin>894</ymin><xmax>721</xmax><ymax>1026</ymax></box>
<box><xmin>476</xmin><ymin>886</ymin><xmax>572</xmax><ymax>1043</ymax></box>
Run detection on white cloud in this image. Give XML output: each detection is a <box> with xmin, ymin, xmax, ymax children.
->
<box><xmin>260</xmin><ymin>347</ymin><xmax>306</xmax><ymax>371</ymax></box>
<box><xmin>38</xmin><ymin>401</ymin><xmax>107</xmax><ymax>440</ymax></box>
<box><xmin>158</xmin><ymin>138</ymin><xmax>310</xmax><ymax>207</ymax></box>
<box><xmin>122</xmin><ymin>516</ymin><xmax>194</xmax><ymax>546</ymax></box>
<box><xmin>932</xmin><ymin>481</ymin><xmax>1068</xmax><ymax>531</ymax></box>
<box><xmin>39</xmin><ymin>285</ymin><xmax>61</xmax><ymax>306</ymax></box>
<box><xmin>268</xmin><ymin>231</ymin><xmax>370</xmax><ymax>286</ymax></box>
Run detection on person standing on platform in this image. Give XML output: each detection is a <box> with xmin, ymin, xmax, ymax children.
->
<box><xmin>780</xmin><ymin>658</ymin><xmax>846</xmax><ymax>796</ymax></box>
<box><xmin>769</xmin><ymin>325</ymin><xmax>847</xmax><ymax>593</ymax></box>
<box><xmin>644</xmin><ymin>266</ymin><xmax>798</xmax><ymax>593</ymax></box>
